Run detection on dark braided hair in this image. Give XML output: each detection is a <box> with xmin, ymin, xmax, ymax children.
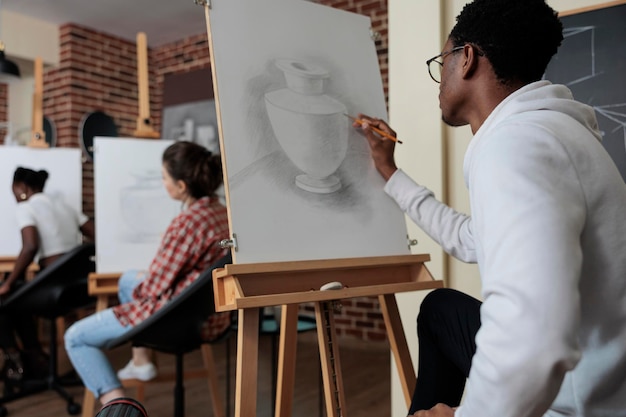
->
<box><xmin>450</xmin><ymin>0</ymin><xmax>563</xmax><ymax>85</ymax></box>
<box><xmin>13</xmin><ymin>167</ymin><xmax>49</xmax><ymax>191</ymax></box>
<box><xmin>162</xmin><ymin>141</ymin><xmax>223</xmax><ymax>199</ymax></box>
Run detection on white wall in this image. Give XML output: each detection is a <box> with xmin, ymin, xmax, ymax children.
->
<box><xmin>388</xmin><ymin>0</ymin><xmax>612</xmax><ymax>414</ymax></box>
<box><xmin>1</xmin><ymin>10</ymin><xmax>59</xmax><ymax>64</ymax></box>
<box><xmin>1</xmin><ymin>10</ymin><xmax>59</xmax><ymax>143</ymax></box>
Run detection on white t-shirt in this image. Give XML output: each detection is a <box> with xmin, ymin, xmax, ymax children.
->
<box><xmin>15</xmin><ymin>193</ymin><xmax>89</xmax><ymax>259</ymax></box>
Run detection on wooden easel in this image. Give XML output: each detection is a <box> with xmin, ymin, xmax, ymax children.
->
<box><xmin>28</xmin><ymin>57</ymin><xmax>48</xmax><ymax>148</ymax></box>
<box><xmin>212</xmin><ymin>254</ymin><xmax>443</xmax><ymax>417</ymax></box>
<box><xmin>133</xmin><ymin>32</ymin><xmax>160</xmax><ymax>139</ymax></box>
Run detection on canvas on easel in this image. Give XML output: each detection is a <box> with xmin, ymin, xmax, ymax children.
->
<box><xmin>204</xmin><ymin>3</ymin><xmax>443</xmax><ymax>417</ymax></box>
<box><xmin>93</xmin><ymin>137</ymin><xmax>179</xmax><ymax>273</ymax></box>
<box><xmin>206</xmin><ymin>0</ymin><xmax>410</xmax><ymax>264</ymax></box>
<box><xmin>0</xmin><ymin>147</ymin><xmax>83</xmax><ymax>257</ymax></box>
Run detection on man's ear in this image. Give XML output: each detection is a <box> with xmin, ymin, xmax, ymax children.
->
<box><xmin>460</xmin><ymin>44</ymin><xmax>481</xmax><ymax>80</ymax></box>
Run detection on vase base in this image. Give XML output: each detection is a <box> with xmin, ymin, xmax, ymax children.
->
<box><xmin>295</xmin><ymin>174</ymin><xmax>341</xmax><ymax>194</ymax></box>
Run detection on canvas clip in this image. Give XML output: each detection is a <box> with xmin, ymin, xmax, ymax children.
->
<box><xmin>219</xmin><ymin>233</ymin><xmax>238</xmax><ymax>251</ymax></box>
<box><xmin>194</xmin><ymin>0</ymin><xmax>211</xmax><ymax>8</ymax></box>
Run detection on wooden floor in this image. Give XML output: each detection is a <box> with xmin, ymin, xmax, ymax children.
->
<box><xmin>1</xmin><ymin>332</ymin><xmax>391</xmax><ymax>417</ymax></box>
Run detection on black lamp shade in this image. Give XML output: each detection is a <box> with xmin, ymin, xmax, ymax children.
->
<box><xmin>0</xmin><ymin>49</ymin><xmax>20</xmax><ymax>78</ymax></box>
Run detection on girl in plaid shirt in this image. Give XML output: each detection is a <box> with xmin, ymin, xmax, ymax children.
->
<box><xmin>64</xmin><ymin>141</ymin><xmax>230</xmax><ymax>405</ymax></box>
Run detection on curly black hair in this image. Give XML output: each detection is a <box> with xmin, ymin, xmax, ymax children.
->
<box><xmin>14</xmin><ymin>167</ymin><xmax>49</xmax><ymax>191</ymax></box>
<box><xmin>450</xmin><ymin>0</ymin><xmax>563</xmax><ymax>85</ymax></box>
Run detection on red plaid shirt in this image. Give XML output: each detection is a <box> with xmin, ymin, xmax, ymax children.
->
<box><xmin>113</xmin><ymin>196</ymin><xmax>231</xmax><ymax>339</ymax></box>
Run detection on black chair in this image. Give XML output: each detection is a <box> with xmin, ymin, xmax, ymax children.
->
<box><xmin>0</xmin><ymin>243</ymin><xmax>96</xmax><ymax>417</ymax></box>
<box><xmin>104</xmin><ymin>253</ymin><xmax>233</xmax><ymax>417</ymax></box>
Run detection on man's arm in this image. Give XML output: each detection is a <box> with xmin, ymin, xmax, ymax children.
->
<box><xmin>356</xmin><ymin>114</ymin><xmax>477</xmax><ymax>263</ymax></box>
<box><xmin>1</xmin><ymin>226</ymin><xmax>39</xmax><ymax>295</ymax></box>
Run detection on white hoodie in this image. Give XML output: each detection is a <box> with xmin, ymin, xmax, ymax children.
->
<box><xmin>385</xmin><ymin>81</ymin><xmax>626</xmax><ymax>417</ymax></box>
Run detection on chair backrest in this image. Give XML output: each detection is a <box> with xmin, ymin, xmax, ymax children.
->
<box><xmin>105</xmin><ymin>252</ymin><xmax>232</xmax><ymax>354</ymax></box>
<box><xmin>1</xmin><ymin>243</ymin><xmax>96</xmax><ymax>317</ymax></box>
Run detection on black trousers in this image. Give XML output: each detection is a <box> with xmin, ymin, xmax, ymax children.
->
<box><xmin>0</xmin><ymin>312</ymin><xmax>41</xmax><ymax>352</ymax></box>
<box><xmin>0</xmin><ymin>280</ymin><xmax>42</xmax><ymax>352</ymax></box>
<box><xmin>408</xmin><ymin>288</ymin><xmax>482</xmax><ymax>414</ymax></box>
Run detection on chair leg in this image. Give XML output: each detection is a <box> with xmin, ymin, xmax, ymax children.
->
<box><xmin>226</xmin><ymin>339</ymin><xmax>231</xmax><ymax>417</ymax></box>
<box><xmin>201</xmin><ymin>344</ymin><xmax>226</xmax><ymax>417</ymax></box>
<box><xmin>47</xmin><ymin>318</ymin><xmax>81</xmax><ymax>413</ymax></box>
<box><xmin>174</xmin><ymin>353</ymin><xmax>185</xmax><ymax>417</ymax></box>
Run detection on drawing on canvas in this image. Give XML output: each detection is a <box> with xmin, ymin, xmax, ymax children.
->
<box><xmin>94</xmin><ymin>137</ymin><xmax>180</xmax><ymax>273</ymax></box>
<box><xmin>207</xmin><ymin>0</ymin><xmax>410</xmax><ymax>263</ymax></box>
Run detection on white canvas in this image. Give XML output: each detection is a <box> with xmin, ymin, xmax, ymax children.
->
<box><xmin>94</xmin><ymin>137</ymin><xmax>180</xmax><ymax>273</ymax></box>
<box><xmin>207</xmin><ymin>0</ymin><xmax>410</xmax><ymax>263</ymax></box>
<box><xmin>0</xmin><ymin>147</ymin><xmax>83</xmax><ymax>257</ymax></box>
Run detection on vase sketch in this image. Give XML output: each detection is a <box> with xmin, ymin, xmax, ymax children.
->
<box><xmin>119</xmin><ymin>170</ymin><xmax>175</xmax><ymax>243</ymax></box>
<box><xmin>265</xmin><ymin>59</ymin><xmax>348</xmax><ymax>193</ymax></box>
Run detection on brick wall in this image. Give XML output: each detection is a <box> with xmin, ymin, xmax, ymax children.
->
<box><xmin>6</xmin><ymin>0</ymin><xmax>390</xmax><ymax>342</ymax></box>
<box><xmin>43</xmin><ymin>24</ymin><xmax>160</xmax><ymax>216</ymax></box>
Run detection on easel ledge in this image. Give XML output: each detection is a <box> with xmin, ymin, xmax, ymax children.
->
<box><xmin>212</xmin><ymin>253</ymin><xmax>440</xmax><ymax>311</ymax></box>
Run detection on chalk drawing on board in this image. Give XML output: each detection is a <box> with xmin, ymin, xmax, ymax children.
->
<box><xmin>94</xmin><ymin>137</ymin><xmax>180</xmax><ymax>273</ymax></box>
<box><xmin>0</xmin><ymin>147</ymin><xmax>83</xmax><ymax>257</ymax></box>
<box><xmin>556</xmin><ymin>27</ymin><xmax>600</xmax><ymax>86</ymax></box>
<box><xmin>551</xmin><ymin>24</ymin><xmax>626</xmax><ymax>178</ymax></box>
<box><xmin>207</xmin><ymin>0</ymin><xmax>410</xmax><ymax>263</ymax></box>
<box><xmin>544</xmin><ymin>3</ymin><xmax>626</xmax><ymax>181</ymax></box>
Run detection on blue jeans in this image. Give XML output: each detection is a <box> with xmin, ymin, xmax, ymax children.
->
<box><xmin>64</xmin><ymin>270</ymin><xmax>145</xmax><ymax>398</ymax></box>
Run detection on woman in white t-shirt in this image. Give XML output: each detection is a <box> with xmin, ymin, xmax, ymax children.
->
<box><xmin>0</xmin><ymin>166</ymin><xmax>94</xmax><ymax>383</ymax></box>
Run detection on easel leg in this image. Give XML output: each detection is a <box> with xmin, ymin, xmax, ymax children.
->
<box><xmin>274</xmin><ymin>304</ymin><xmax>298</xmax><ymax>417</ymax></box>
<box><xmin>235</xmin><ymin>308</ymin><xmax>260</xmax><ymax>417</ymax></box>
<box><xmin>202</xmin><ymin>344</ymin><xmax>226</xmax><ymax>417</ymax></box>
<box><xmin>314</xmin><ymin>302</ymin><xmax>347</xmax><ymax>417</ymax></box>
<box><xmin>82</xmin><ymin>391</ymin><xmax>95</xmax><ymax>417</ymax></box>
<box><xmin>379</xmin><ymin>294</ymin><xmax>416</xmax><ymax>407</ymax></box>
<box><xmin>82</xmin><ymin>294</ymin><xmax>109</xmax><ymax>417</ymax></box>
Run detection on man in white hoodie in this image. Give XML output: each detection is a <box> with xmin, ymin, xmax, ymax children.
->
<box><xmin>354</xmin><ymin>0</ymin><xmax>626</xmax><ymax>416</ymax></box>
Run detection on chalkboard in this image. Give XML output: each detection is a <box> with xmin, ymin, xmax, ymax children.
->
<box><xmin>544</xmin><ymin>1</ymin><xmax>626</xmax><ymax>182</ymax></box>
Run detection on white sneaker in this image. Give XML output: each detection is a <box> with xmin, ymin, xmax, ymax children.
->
<box><xmin>116</xmin><ymin>360</ymin><xmax>157</xmax><ymax>381</ymax></box>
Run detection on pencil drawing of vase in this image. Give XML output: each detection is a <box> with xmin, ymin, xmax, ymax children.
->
<box><xmin>120</xmin><ymin>170</ymin><xmax>174</xmax><ymax>243</ymax></box>
<box><xmin>265</xmin><ymin>59</ymin><xmax>348</xmax><ymax>193</ymax></box>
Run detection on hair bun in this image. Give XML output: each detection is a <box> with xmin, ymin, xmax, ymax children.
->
<box><xmin>38</xmin><ymin>170</ymin><xmax>50</xmax><ymax>181</ymax></box>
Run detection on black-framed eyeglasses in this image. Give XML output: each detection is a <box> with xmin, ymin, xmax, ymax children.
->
<box><xmin>426</xmin><ymin>46</ymin><xmax>465</xmax><ymax>83</ymax></box>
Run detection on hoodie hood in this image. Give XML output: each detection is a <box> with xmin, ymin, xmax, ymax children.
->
<box><xmin>475</xmin><ymin>81</ymin><xmax>601</xmax><ymax>143</ymax></box>
<box><xmin>463</xmin><ymin>81</ymin><xmax>602</xmax><ymax>185</ymax></box>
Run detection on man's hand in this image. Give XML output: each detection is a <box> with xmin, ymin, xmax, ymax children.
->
<box><xmin>410</xmin><ymin>403</ymin><xmax>456</xmax><ymax>417</ymax></box>
<box><xmin>353</xmin><ymin>113</ymin><xmax>398</xmax><ymax>181</ymax></box>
